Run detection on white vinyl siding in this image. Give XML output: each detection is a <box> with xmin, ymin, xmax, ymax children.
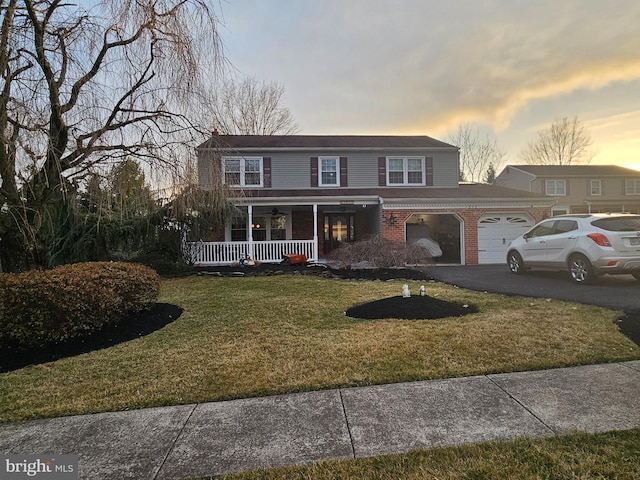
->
<box><xmin>211</xmin><ymin>151</ymin><xmax>460</xmax><ymax>189</ymax></box>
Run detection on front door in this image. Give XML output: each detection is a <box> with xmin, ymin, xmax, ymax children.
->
<box><xmin>324</xmin><ymin>214</ymin><xmax>354</xmax><ymax>252</ymax></box>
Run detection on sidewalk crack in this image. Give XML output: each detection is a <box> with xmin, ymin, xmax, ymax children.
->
<box><xmin>485</xmin><ymin>376</ymin><xmax>557</xmax><ymax>435</ymax></box>
<box><xmin>338</xmin><ymin>389</ymin><xmax>357</xmax><ymax>459</ymax></box>
<box><xmin>152</xmin><ymin>403</ymin><xmax>198</xmax><ymax>480</ymax></box>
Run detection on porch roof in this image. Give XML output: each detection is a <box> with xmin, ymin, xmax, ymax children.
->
<box><xmin>239</xmin><ymin>184</ymin><xmax>547</xmax><ymax>200</ymax></box>
<box><xmin>234</xmin><ymin>184</ymin><xmax>552</xmax><ymax>206</ymax></box>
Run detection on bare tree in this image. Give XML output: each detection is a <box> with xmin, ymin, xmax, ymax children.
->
<box><xmin>0</xmin><ymin>0</ymin><xmax>225</xmax><ymax>270</ymax></box>
<box><xmin>519</xmin><ymin>116</ymin><xmax>595</xmax><ymax>165</ymax></box>
<box><xmin>447</xmin><ymin>124</ymin><xmax>506</xmax><ymax>183</ymax></box>
<box><xmin>205</xmin><ymin>76</ymin><xmax>299</xmax><ymax>135</ymax></box>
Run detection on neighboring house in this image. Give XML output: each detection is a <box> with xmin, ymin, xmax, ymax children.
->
<box><xmin>495</xmin><ymin>165</ymin><xmax>640</xmax><ymax>216</ymax></box>
<box><xmin>195</xmin><ymin>134</ymin><xmax>552</xmax><ymax>265</ymax></box>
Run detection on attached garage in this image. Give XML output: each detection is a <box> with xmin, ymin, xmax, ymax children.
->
<box><xmin>477</xmin><ymin>214</ymin><xmax>534</xmax><ymax>264</ymax></box>
<box><xmin>406</xmin><ymin>213</ymin><xmax>462</xmax><ymax>263</ymax></box>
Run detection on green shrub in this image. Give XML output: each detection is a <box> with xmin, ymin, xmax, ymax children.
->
<box><xmin>0</xmin><ymin>262</ymin><xmax>160</xmax><ymax>349</ymax></box>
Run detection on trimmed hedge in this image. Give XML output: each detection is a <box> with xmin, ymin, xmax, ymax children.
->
<box><xmin>0</xmin><ymin>262</ymin><xmax>160</xmax><ymax>349</ymax></box>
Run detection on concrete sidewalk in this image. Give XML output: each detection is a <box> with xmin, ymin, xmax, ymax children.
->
<box><xmin>2</xmin><ymin>361</ymin><xmax>640</xmax><ymax>479</ymax></box>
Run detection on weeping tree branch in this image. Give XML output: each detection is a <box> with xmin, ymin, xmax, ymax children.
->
<box><xmin>0</xmin><ymin>0</ymin><xmax>226</xmax><ymax>270</ymax></box>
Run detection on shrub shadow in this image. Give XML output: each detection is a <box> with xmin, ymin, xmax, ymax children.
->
<box><xmin>0</xmin><ymin>303</ymin><xmax>182</xmax><ymax>373</ymax></box>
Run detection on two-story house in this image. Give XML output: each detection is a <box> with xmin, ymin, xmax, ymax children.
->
<box><xmin>495</xmin><ymin>165</ymin><xmax>640</xmax><ymax>216</ymax></box>
<box><xmin>195</xmin><ymin>134</ymin><xmax>552</xmax><ymax>265</ymax></box>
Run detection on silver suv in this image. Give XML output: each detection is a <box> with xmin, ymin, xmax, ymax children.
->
<box><xmin>507</xmin><ymin>213</ymin><xmax>640</xmax><ymax>284</ymax></box>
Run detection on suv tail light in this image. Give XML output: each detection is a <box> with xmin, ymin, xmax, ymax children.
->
<box><xmin>587</xmin><ymin>233</ymin><xmax>611</xmax><ymax>247</ymax></box>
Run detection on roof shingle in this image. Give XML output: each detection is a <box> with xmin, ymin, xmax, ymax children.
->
<box><xmin>197</xmin><ymin>134</ymin><xmax>457</xmax><ymax>151</ymax></box>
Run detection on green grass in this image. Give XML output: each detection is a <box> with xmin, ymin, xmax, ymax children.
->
<box><xmin>1</xmin><ymin>275</ymin><xmax>639</xmax><ymax>423</ymax></box>
<box><xmin>215</xmin><ymin>429</ymin><xmax>640</xmax><ymax>480</ymax></box>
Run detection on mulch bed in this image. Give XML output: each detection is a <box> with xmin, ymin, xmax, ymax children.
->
<box><xmin>0</xmin><ymin>303</ymin><xmax>183</xmax><ymax>373</ymax></box>
<box><xmin>346</xmin><ymin>295</ymin><xmax>478</xmax><ymax>320</ymax></box>
<box><xmin>195</xmin><ymin>263</ymin><xmax>433</xmax><ymax>281</ymax></box>
<box><xmin>616</xmin><ymin>312</ymin><xmax>640</xmax><ymax>348</ymax></box>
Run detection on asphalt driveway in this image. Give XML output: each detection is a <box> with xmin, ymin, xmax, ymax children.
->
<box><xmin>422</xmin><ymin>264</ymin><xmax>640</xmax><ymax>314</ymax></box>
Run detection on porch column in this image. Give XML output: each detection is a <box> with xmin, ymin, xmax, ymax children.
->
<box><xmin>313</xmin><ymin>203</ymin><xmax>319</xmax><ymax>261</ymax></box>
<box><xmin>247</xmin><ymin>204</ymin><xmax>254</xmax><ymax>259</ymax></box>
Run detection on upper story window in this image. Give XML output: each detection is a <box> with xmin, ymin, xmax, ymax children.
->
<box><xmin>223</xmin><ymin>156</ymin><xmax>263</xmax><ymax>187</ymax></box>
<box><xmin>625</xmin><ymin>179</ymin><xmax>640</xmax><ymax>195</ymax></box>
<box><xmin>387</xmin><ymin>157</ymin><xmax>425</xmax><ymax>186</ymax></box>
<box><xmin>589</xmin><ymin>179</ymin><xmax>602</xmax><ymax>196</ymax></box>
<box><xmin>319</xmin><ymin>156</ymin><xmax>339</xmax><ymax>186</ymax></box>
<box><xmin>545</xmin><ymin>179</ymin><xmax>566</xmax><ymax>196</ymax></box>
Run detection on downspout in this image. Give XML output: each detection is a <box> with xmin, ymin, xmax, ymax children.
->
<box><xmin>378</xmin><ymin>197</ymin><xmax>384</xmax><ymax>235</ymax></box>
<box><xmin>313</xmin><ymin>203</ymin><xmax>318</xmax><ymax>261</ymax></box>
<box><xmin>247</xmin><ymin>204</ymin><xmax>254</xmax><ymax>259</ymax></box>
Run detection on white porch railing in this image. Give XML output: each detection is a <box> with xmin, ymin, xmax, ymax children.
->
<box><xmin>184</xmin><ymin>239</ymin><xmax>317</xmax><ymax>265</ymax></box>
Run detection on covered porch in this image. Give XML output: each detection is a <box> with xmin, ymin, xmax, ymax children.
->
<box><xmin>184</xmin><ymin>198</ymin><xmax>381</xmax><ymax>266</ymax></box>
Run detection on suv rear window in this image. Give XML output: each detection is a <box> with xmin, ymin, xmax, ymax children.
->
<box><xmin>591</xmin><ymin>216</ymin><xmax>640</xmax><ymax>232</ymax></box>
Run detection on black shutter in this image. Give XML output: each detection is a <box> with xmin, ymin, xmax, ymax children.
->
<box><xmin>340</xmin><ymin>157</ymin><xmax>348</xmax><ymax>187</ymax></box>
<box><xmin>310</xmin><ymin>157</ymin><xmax>318</xmax><ymax>187</ymax></box>
<box><xmin>263</xmin><ymin>157</ymin><xmax>271</xmax><ymax>188</ymax></box>
<box><xmin>378</xmin><ymin>157</ymin><xmax>386</xmax><ymax>186</ymax></box>
<box><xmin>426</xmin><ymin>157</ymin><xmax>433</xmax><ymax>186</ymax></box>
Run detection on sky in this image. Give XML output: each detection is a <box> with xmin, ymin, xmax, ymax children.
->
<box><xmin>217</xmin><ymin>0</ymin><xmax>640</xmax><ymax>172</ymax></box>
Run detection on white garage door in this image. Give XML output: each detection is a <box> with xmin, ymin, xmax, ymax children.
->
<box><xmin>477</xmin><ymin>214</ymin><xmax>534</xmax><ymax>264</ymax></box>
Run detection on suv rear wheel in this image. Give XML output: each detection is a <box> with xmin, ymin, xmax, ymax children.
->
<box><xmin>569</xmin><ymin>254</ymin><xmax>597</xmax><ymax>284</ymax></box>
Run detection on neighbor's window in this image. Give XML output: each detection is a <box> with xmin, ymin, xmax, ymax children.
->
<box><xmin>387</xmin><ymin>157</ymin><xmax>425</xmax><ymax>185</ymax></box>
<box><xmin>625</xmin><ymin>179</ymin><xmax>640</xmax><ymax>195</ymax></box>
<box><xmin>223</xmin><ymin>156</ymin><xmax>263</xmax><ymax>187</ymax></box>
<box><xmin>545</xmin><ymin>179</ymin><xmax>566</xmax><ymax>196</ymax></box>
<box><xmin>589</xmin><ymin>179</ymin><xmax>602</xmax><ymax>196</ymax></box>
<box><xmin>319</xmin><ymin>157</ymin><xmax>339</xmax><ymax>186</ymax></box>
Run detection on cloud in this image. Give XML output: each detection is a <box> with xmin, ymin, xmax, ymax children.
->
<box><xmin>222</xmin><ymin>0</ymin><xmax>640</xmax><ymax>139</ymax></box>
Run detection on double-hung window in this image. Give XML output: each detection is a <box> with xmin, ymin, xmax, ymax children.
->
<box><xmin>545</xmin><ymin>179</ymin><xmax>566</xmax><ymax>196</ymax></box>
<box><xmin>589</xmin><ymin>179</ymin><xmax>602</xmax><ymax>196</ymax></box>
<box><xmin>223</xmin><ymin>156</ymin><xmax>263</xmax><ymax>187</ymax></box>
<box><xmin>319</xmin><ymin>156</ymin><xmax>339</xmax><ymax>186</ymax></box>
<box><xmin>625</xmin><ymin>180</ymin><xmax>640</xmax><ymax>195</ymax></box>
<box><xmin>387</xmin><ymin>157</ymin><xmax>425</xmax><ymax>186</ymax></box>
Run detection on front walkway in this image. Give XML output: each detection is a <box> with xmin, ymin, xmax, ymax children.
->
<box><xmin>2</xmin><ymin>362</ymin><xmax>640</xmax><ymax>479</ymax></box>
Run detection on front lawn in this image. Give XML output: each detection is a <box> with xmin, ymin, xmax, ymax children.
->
<box><xmin>1</xmin><ymin>275</ymin><xmax>638</xmax><ymax>423</ymax></box>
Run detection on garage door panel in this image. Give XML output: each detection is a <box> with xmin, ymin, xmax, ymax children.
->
<box><xmin>478</xmin><ymin>215</ymin><xmax>533</xmax><ymax>264</ymax></box>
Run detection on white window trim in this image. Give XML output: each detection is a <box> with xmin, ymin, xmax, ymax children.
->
<box><xmin>319</xmin><ymin>156</ymin><xmax>340</xmax><ymax>187</ymax></box>
<box><xmin>386</xmin><ymin>156</ymin><xmax>426</xmax><ymax>186</ymax></box>
<box><xmin>545</xmin><ymin>179</ymin><xmax>566</xmax><ymax>196</ymax></box>
<box><xmin>222</xmin><ymin>156</ymin><xmax>264</xmax><ymax>187</ymax></box>
<box><xmin>625</xmin><ymin>179</ymin><xmax>640</xmax><ymax>195</ymax></box>
<box><xmin>590</xmin><ymin>179</ymin><xmax>602</xmax><ymax>196</ymax></box>
<box><xmin>225</xmin><ymin>212</ymin><xmax>292</xmax><ymax>241</ymax></box>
